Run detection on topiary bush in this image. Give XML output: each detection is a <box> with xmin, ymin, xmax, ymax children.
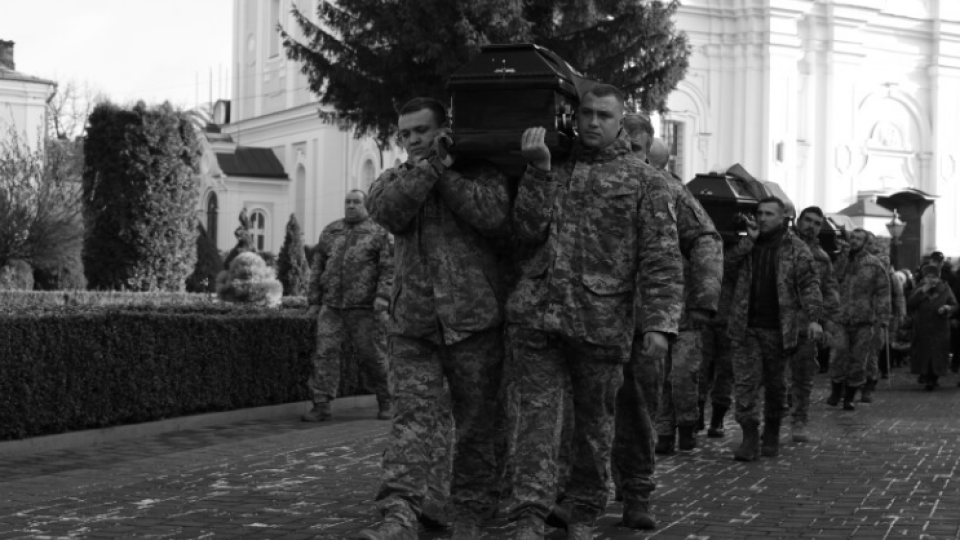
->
<box><xmin>216</xmin><ymin>252</ymin><xmax>283</xmax><ymax>308</ymax></box>
<box><xmin>82</xmin><ymin>101</ymin><xmax>201</xmax><ymax>291</ymax></box>
<box><xmin>277</xmin><ymin>214</ymin><xmax>311</xmax><ymax>296</ymax></box>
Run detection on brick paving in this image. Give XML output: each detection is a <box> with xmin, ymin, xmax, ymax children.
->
<box><xmin>1</xmin><ymin>370</ymin><xmax>959</xmax><ymax>539</ymax></box>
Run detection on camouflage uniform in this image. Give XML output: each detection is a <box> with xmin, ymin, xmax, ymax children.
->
<box><xmin>831</xmin><ymin>249</ymin><xmax>891</xmax><ymax>388</ymax></box>
<box><xmin>699</xmin><ymin>272</ymin><xmax>737</xmax><ymax>410</ymax></box>
<box><xmin>307</xmin><ymin>217</ymin><xmax>393</xmax><ymax>405</ymax></box>
<box><xmin>726</xmin><ymin>229</ymin><xmax>823</xmax><ymax>426</ymax></box>
<box><xmin>788</xmin><ymin>232</ymin><xmax>840</xmax><ymax>427</ymax></box>
<box><xmin>367</xmin><ymin>155</ymin><xmax>509</xmax><ymax>528</ymax></box>
<box><xmin>506</xmin><ymin>139</ymin><xmax>684</xmax><ymax>526</ymax></box>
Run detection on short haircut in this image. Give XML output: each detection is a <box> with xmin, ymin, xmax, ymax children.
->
<box><xmin>931</xmin><ymin>250</ymin><xmax>945</xmax><ymax>262</ymax></box>
<box><xmin>582</xmin><ymin>83</ymin><xmax>625</xmax><ymax>107</ymax></box>
<box><xmin>799</xmin><ymin>206</ymin><xmax>825</xmax><ymax>221</ymax></box>
<box><xmin>623</xmin><ymin>113</ymin><xmax>654</xmax><ymax>138</ymax></box>
<box><xmin>398</xmin><ymin>97</ymin><xmax>448</xmax><ymax>127</ymax></box>
<box><xmin>347</xmin><ymin>189</ymin><xmax>367</xmax><ymax>200</ymax></box>
<box><xmin>851</xmin><ymin>227</ymin><xmax>869</xmax><ymax>237</ymax></box>
<box><xmin>756</xmin><ymin>196</ymin><xmax>786</xmax><ymax>212</ymax></box>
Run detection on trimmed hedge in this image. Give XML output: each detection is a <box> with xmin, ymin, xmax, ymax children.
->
<box><xmin>0</xmin><ymin>304</ymin><xmax>374</xmax><ymax>440</ymax></box>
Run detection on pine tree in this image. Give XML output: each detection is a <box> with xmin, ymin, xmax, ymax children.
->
<box><xmin>186</xmin><ymin>223</ymin><xmax>222</xmax><ymax>293</ymax></box>
<box><xmin>277</xmin><ymin>214</ymin><xmax>311</xmax><ymax>297</ymax></box>
<box><xmin>281</xmin><ymin>0</ymin><xmax>689</xmax><ymax>144</ymax></box>
<box><xmin>82</xmin><ymin>101</ymin><xmax>201</xmax><ymax>291</ymax></box>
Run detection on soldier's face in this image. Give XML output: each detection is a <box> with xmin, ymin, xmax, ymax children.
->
<box><xmin>797</xmin><ymin>212</ymin><xmax>823</xmax><ymax>239</ymax></box>
<box><xmin>577</xmin><ymin>93</ymin><xmax>623</xmax><ymax>149</ymax></box>
<box><xmin>398</xmin><ymin>109</ymin><xmax>442</xmax><ymax>161</ymax></box>
<box><xmin>756</xmin><ymin>202</ymin><xmax>785</xmax><ymax>234</ymax></box>
<box><xmin>345</xmin><ymin>192</ymin><xmax>368</xmax><ymax>220</ymax></box>
<box><xmin>849</xmin><ymin>231</ymin><xmax>868</xmax><ymax>252</ymax></box>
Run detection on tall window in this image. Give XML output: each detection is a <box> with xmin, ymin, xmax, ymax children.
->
<box><xmin>206</xmin><ymin>193</ymin><xmax>219</xmax><ymax>249</ymax></box>
<box><xmin>269</xmin><ymin>0</ymin><xmax>281</xmax><ymax>57</ymax></box>
<box><xmin>250</xmin><ymin>210</ymin><xmax>267</xmax><ymax>251</ymax></box>
<box><xmin>660</xmin><ymin>119</ymin><xmax>685</xmax><ymax>180</ymax></box>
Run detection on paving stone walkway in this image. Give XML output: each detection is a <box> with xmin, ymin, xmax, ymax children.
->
<box><xmin>1</xmin><ymin>370</ymin><xmax>959</xmax><ymax>539</ymax></box>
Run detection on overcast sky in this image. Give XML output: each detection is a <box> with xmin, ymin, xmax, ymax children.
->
<box><xmin>3</xmin><ymin>0</ymin><xmax>234</xmax><ymax>109</ymax></box>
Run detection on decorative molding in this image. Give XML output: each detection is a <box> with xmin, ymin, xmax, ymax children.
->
<box><xmin>942</xmin><ymin>154</ymin><xmax>958</xmax><ymax>181</ymax></box>
<box><xmin>835</xmin><ymin>144</ymin><xmax>853</xmax><ymax>174</ymax></box>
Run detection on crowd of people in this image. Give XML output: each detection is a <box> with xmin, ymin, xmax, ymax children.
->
<box><xmin>297</xmin><ymin>83</ymin><xmax>960</xmax><ymax>540</ymax></box>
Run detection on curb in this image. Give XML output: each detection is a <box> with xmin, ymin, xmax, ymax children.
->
<box><xmin>0</xmin><ymin>394</ymin><xmax>377</xmax><ymax>457</ymax></box>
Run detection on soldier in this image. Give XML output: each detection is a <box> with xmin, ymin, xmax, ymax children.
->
<box><xmin>699</xmin><ymin>271</ymin><xmax>737</xmax><ymax>438</ymax></box>
<box><xmin>303</xmin><ymin>190</ymin><xmax>393</xmax><ymax>422</ymax></box>
<box><xmin>828</xmin><ymin>228</ymin><xmax>891</xmax><ymax>411</ymax></box>
<box><xmin>725</xmin><ymin>197</ymin><xmax>823</xmax><ymax>462</ymax></box>
<box><xmin>506</xmin><ymin>84</ymin><xmax>684</xmax><ymax>540</ymax></box>
<box><xmin>611</xmin><ymin>113</ymin><xmax>722</xmax><ymax>529</ymax></box>
<box><xmin>358</xmin><ymin>97</ymin><xmax>509</xmax><ymax>540</ymax></box>
<box><xmin>787</xmin><ymin>206</ymin><xmax>840</xmax><ymax>441</ymax></box>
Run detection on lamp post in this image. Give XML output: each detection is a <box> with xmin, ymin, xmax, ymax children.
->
<box><xmin>886</xmin><ymin>209</ymin><xmax>906</xmax><ymax>270</ymax></box>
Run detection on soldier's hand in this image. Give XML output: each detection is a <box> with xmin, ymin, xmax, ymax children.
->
<box><xmin>744</xmin><ymin>215</ymin><xmax>759</xmax><ymax>240</ymax></box>
<box><xmin>642</xmin><ymin>331</ymin><xmax>669</xmax><ymax>358</ymax></box>
<box><xmin>521</xmin><ymin>127</ymin><xmax>551</xmax><ymax>172</ymax></box>
<box><xmin>431</xmin><ymin>129</ymin><xmax>456</xmax><ymax>168</ymax></box>
<box><xmin>307</xmin><ymin>305</ymin><xmax>321</xmax><ymax>318</ymax></box>
<box><xmin>808</xmin><ymin>321</ymin><xmax>824</xmax><ymax>343</ymax></box>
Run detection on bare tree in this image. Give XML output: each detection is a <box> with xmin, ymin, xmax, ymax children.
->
<box><xmin>47</xmin><ymin>79</ymin><xmax>107</xmax><ymax>140</ymax></box>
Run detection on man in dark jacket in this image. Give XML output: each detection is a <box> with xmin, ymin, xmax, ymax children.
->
<box><xmin>358</xmin><ymin>98</ymin><xmax>510</xmax><ymax>540</ymax></box>
<box><xmin>304</xmin><ymin>190</ymin><xmax>394</xmax><ymax>422</ymax></box>
<box><xmin>725</xmin><ymin>197</ymin><xmax>823</xmax><ymax>461</ymax></box>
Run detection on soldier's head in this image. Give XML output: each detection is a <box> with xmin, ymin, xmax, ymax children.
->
<box><xmin>755</xmin><ymin>197</ymin><xmax>787</xmax><ymax>235</ymax></box>
<box><xmin>849</xmin><ymin>228</ymin><xmax>870</xmax><ymax>253</ymax></box>
<box><xmin>397</xmin><ymin>97</ymin><xmax>448</xmax><ymax>162</ymax></box>
<box><xmin>622</xmin><ymin>113</ymin><xmax>654</xmax><ymax>157</ymax></box>
<box><xmin>796</xmin><ymin>206</ymin><xmax>825</xmax><ymax>240</ymax></box>
<box><xmin>345</xmin><ymin>189</ymin><xmax>369</xmax><ymax>222</ymax></box>
<box><xmin>578</xmin><ymin>84</ymin><xmax>625</xmax><ymax>150</ymax></box>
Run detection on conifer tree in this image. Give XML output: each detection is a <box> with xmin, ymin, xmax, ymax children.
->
<box><xmin>281</xmin><ymin>0</ymin><xmax>689</xmax><ymax>145</ymax></box>
<box><xmin>186</xmin><ymin>223</ymin><xmax>222</xmax><ymax>293</ymax></box>
<box><xmin>277</xmin><ymin>214</ymin><xmax>311</xmax><ymax>297</ymax></box>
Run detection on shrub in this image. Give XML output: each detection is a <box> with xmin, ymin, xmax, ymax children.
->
<box><xmin>277</xmin><ymin>214</ymin><xmax>311</xmax><ymax>296</ymax></box>
<box><xmin>82</xmin><ymin>101</ymin><xmax>201</xmax><ymax>291</ymax></box>
<box><xmin>216</xmin><ymin>252</ymin><xmax>283</xmax><ymax>307</ymax></box>
<box><xmin>186</xmin><ymin>224</ymin><xmax>222</xmax><ymax>293</ymax></box>
<box><xmin>0</xmin><ymin>259</ymin><xmax>34</xmax><ymax>290</ymax></box>
<box><xmin>32</xmin><ymin>256</ymin><xmax>87</xmax><ymax>291</ymax></box>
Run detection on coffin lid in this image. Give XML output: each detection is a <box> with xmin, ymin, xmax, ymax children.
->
<box><xmin>447</xmin><ymin>43</ymin><xmax>594</xmax><ymax>96</ymax></box>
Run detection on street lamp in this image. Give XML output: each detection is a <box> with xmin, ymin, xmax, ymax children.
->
<box><xmin>886</xmin><ymin>209</ymin><xmax>906</xmax><ymax>269</ymax></box>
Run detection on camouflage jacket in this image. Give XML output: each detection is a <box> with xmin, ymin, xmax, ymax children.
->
<box><xmin>725</xmin><ymin>229</ymin><xmax>823</xmax><ymax>349</ymax></box>
<box><xmin>307</xmin><ymin>217</ymin><xmax>393</xmax><ymax>309</ymax></box>
<box><xmin>664</xmin><ymin>177</ymin><xmax>723</xmax><ymax>329</ymax></box>
<box><xmin>837</xmin><ymin>249</ymin><xmax>891</xmax><ymax>326</ymax></box>
<box><xmin>507</xmin><ymin>138</ymin><xmax>684</xmax><ymax>350</ymax></box>
<box><xmin>796</xmin><ymin>231</ymin><xmax>841</xmax><ymax>328</ymax></box>
<box><xmin>367</xmin><ymin>156</ymin><xmax>510</xmax><ymax>344</ymax></box>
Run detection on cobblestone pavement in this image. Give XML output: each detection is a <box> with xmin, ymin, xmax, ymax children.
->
<box><xmin>2</xmin><ymin>370</ymin><xmax>959</xmax><ymax>539</ymax></box>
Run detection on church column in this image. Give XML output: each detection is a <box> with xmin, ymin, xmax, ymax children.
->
<box><xmin>929</xmin><ymin>1</ymin><xmax>960</xmax><ymax>253</ymax></box>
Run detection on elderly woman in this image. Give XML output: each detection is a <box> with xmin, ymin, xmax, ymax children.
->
<box><xmin>908</xmin><ymin>263</ymin><xmax>958</xmax><ymax>390</ymax></box>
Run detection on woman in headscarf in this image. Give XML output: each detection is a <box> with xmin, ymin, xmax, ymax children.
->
<box><xmin>907</xmin><ymin>263</ymin><xmax>958</xmax><ymax>390</ymax></box>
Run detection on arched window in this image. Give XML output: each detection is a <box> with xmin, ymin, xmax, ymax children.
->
<box><xmin>250</xmin><ymin>209</ymin><xmax>267</xmax><ymax>251</ymax></box>
<box><xmin>206</xmin><ymin>193</ymin><xmax>219</xmax><ymax>248</ymax></box>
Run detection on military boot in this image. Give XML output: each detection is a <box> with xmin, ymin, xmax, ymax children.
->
<box><xmin>707</xmin><ymin>404</ymin><xmax>728</xmax><ymax>438</ymax></box>
<box><xmin>654</xmin><ymin>432</ymin><xmax>676</xmax><ymax>455</ymax></box>
<box><xmin>622</xmin><ymin>500</ymin><xmax>656</xmax><ymax>530</ymax></box>
<box><xmin>511</xmin><ymin>515</ymin><xmax>545</xmax><ymax>540</ymax></box>
<box><xmin>842</xmin><ymin>385</ymin><xmax>859</xmax><ymax>411</ymax></box>
<box><xmin>791</xmin><ymin>421</ymin><xmax>809</xmax><ymax>443</ymax></box>
<box><xmin>545</xmin><ymin>504</ymin><xmax>569</xmax><ymax>530</ymax></box>
<box><xmin>567</xmin><ymin>523</ymin><xmax>593</xmax><ymax>540</ymax></box>
<box><xmin>377</xmin><ymin>398</ymin><xmax>394</xmax><ymax>420</ymax></box>
<box><xmin>357</xmin><ymin>521</ymin><xmax>417</xmax><ymax>540</ymax></box>
<box><xmin>733</xmin><ymin>421</ymin><xmax>760</xmax><ymax>462</ymax></box>
<box><xmin>696</xmin><ymin>400</ymin><xmax>706</xmax><ymax>431</ymax></box>
<box><xmin>826</xmin><ymin>381</ymin><xmax>843</xmax><ymax>407</ymax></box>
<box><xmin>677</xmin><ymin>425</ymin><xmax>697</xmax><ymax>451</ymax></box>
<box><xmin>451</xmin><ymin>520</ymin><xmax>480</xmax><ymax>540</ymax></box>
<box><xmin>301</xmin><ymin>400</ymin><xmax>332</xmax><ymax>422</ymax></box>
<box><xmin>760</xmin><ymin>417</ymin><xmax>781</xmax><ymax>457</ymax></box>
<box><xmin>860</xmin><ymin>379</ymin><xmax>875</xmax><ymax>403</ymax></box>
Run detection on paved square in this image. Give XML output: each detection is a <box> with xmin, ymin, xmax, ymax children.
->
<box><xmin>1</xmin><ymin>371</ymin><xmax>959</xmax><ymax>539</ymax></box>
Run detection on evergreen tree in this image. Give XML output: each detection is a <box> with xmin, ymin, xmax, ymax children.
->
<box><xmin>82</xmin><ymin>101</ymin><xmax>201</xmax><ymax>291</ymax></box>
<box><xmin>186</xmin><ymin>223</ymin><xmax>222</xmax><ymax>293</ymax></box>
<box><xmin>277</xmin><ymin>214</ymin><xmax>311</xmax><ymax>297</ymax></box>
<box><xmin>281</xmin><ymin>0</ymin><xmax>689</xmax><ymax>145</ymax></box>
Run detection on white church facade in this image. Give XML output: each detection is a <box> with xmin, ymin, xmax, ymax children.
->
<box><xmin>210</xmin><ymin>0</ymin><xmax>960</xmax><ymax>269</ymax></box>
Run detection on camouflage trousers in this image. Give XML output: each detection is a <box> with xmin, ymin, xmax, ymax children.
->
<box><xmin>787</xmin><ymin>337</ymin><xmax>818</xmax><ymax>426</ymax></box>
<box><xmin>611</xmin><ymin>336</ymin><xmax>662</xmax><ymax>504</ymax></box>
<box><xmin>865</xmin><ymin>327</ymin><xmax>886</xmax><ymax>381</ymax></box>
<box><xmin>699</xmin><ymin>325</ymin><xmax>734</xmax><ymax>408</ymax></box>
<box><xmin>829</xmin><ymin>324</ymin><xmax>875</xmax><ymax>388</ymax></box>
<box><xmin>506</xmin><ymin>326</ymin><xmax>624</xmax><ymax>525</ymax></box>
<box><xmin>308</xmin><ymin>306</ymin><xmax>389</xmax><ymax>403</ymax></box>
<box><xmin>732</xmin><ymin>327</ymin><xmax>788</xmax><ymax>425</ymax></box>
<box><xmin>375</xmin><ymin>329</ymin><xmax>503</xmax><ymax>527</ymax></box>
<box><xmin>656</xmin><ymin>329</ymin><xmax>702</xmax><ymax>434</ymax></box>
